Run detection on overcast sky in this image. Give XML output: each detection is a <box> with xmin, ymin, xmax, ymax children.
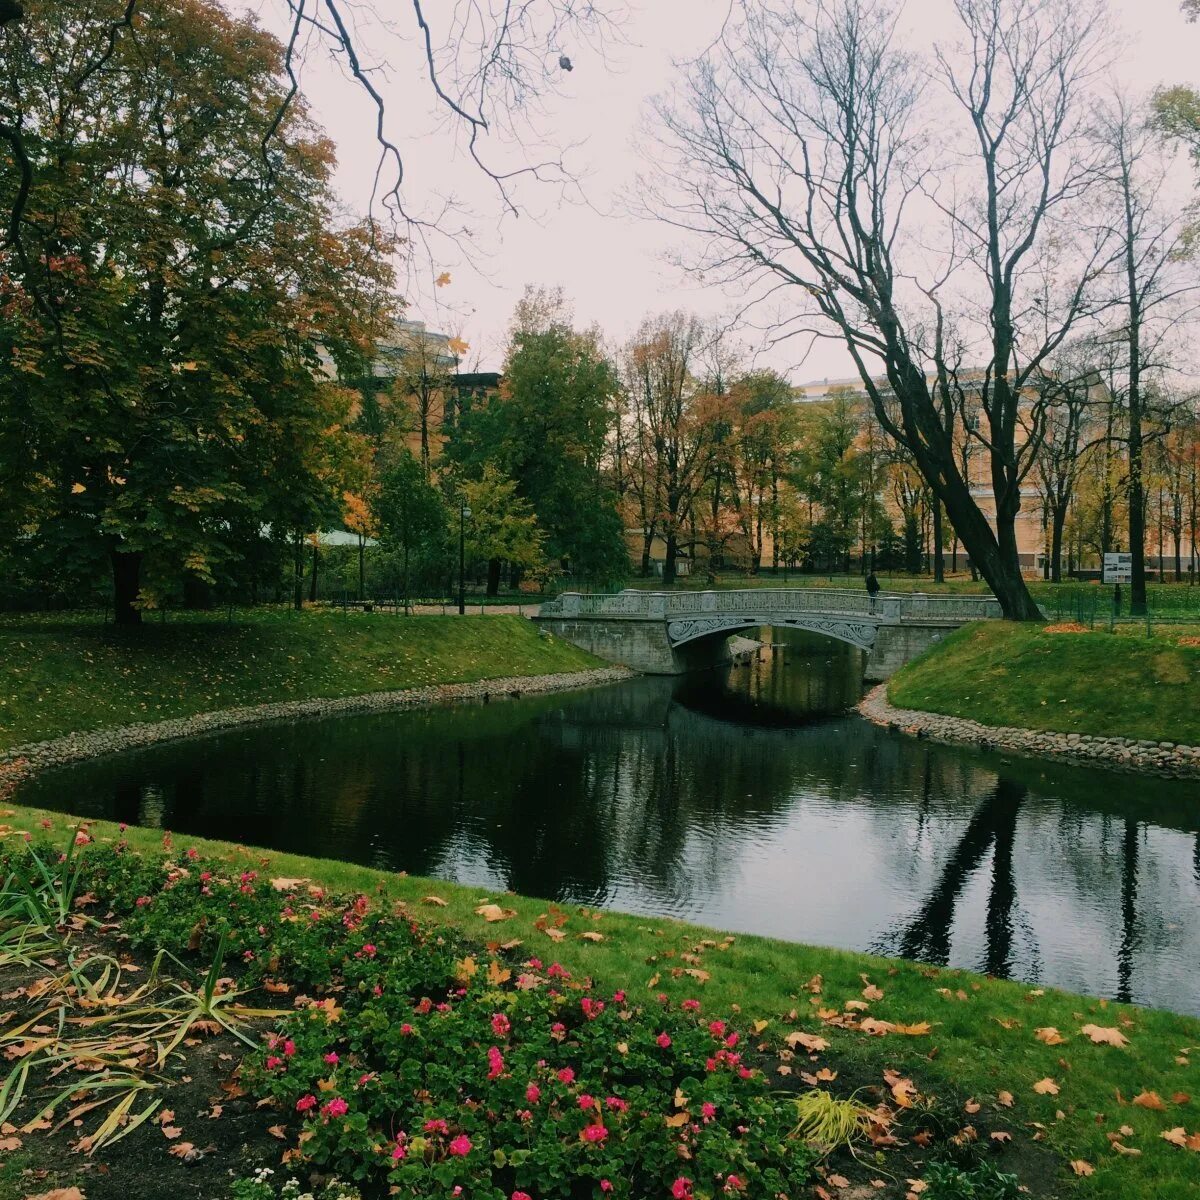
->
<box><xmin>259</xmin><ymin>0</ymin><xmax>1200</xmax><ymax>379</ymax></box>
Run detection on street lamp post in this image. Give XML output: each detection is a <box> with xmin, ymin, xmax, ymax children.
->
<box><xmin>458</xmin><ymin>501</ymin><xmax>472</xmax><ymax>615</ymax></box>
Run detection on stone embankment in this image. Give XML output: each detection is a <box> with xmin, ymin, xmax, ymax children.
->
<box><xmin>859</xmin><ymin>683</ymin><xmax>1200</xmax><ymax>778</ymax></box>
<box><xmin>0</xmin><ymin>667</ymin><xmax>633</xmax><ymax>801</ymax></box>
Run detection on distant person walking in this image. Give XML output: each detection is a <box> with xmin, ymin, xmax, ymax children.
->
<box><xmin>865</xmin><ymin>571</ymin><xmax>880</xmax><ymax>613</ymax></box>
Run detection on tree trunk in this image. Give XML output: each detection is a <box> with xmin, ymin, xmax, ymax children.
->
<box><xmin>357</xmin><ymin>536</ymin><xmax>366</xmax><ymax>601</ymax></box>
<box><xmin>663</xmin><ymin>531</ymin><xmax>678</xmax><ymax>586</ymax></box>
<box><xmin>110</xmin><ymin>548</ymin><xmax>143</xmax><ymax>626</ymax></box>
<box><xmin>293</xmin><ymin>533</ymin><xmax>304</xmax><ymax>611</ymax></box>
<box><xmin>487</xmin><ymin>557</ymin><xmax>501</xmax><ymax>596</ymax></box>
<box><xmin>932</xmin><ymin>501</ymin><xmax>945</xmax><ymax>584</ymax></box>
<box><xmin>1050</xmin><ymin>505</ymin><xmax>1067</xmax><ymax>584</ymax></box>
<box><xmin>308</xmin><ymin>541</ymin><xmax>319</xmax><ymax>603</ymax></box>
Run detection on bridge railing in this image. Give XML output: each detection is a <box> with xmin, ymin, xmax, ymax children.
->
<box><xmin>537</xmin><ymin>589</ymin><xmax>1003</xmax><ymax>621</ymax></box>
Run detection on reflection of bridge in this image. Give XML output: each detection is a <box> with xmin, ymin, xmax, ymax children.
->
<box><xmin>535</xmin><ymin>588</ymin><xmax>1004</xmax><ymax>679</ymax></box>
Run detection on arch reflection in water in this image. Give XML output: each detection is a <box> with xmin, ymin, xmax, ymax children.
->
<box><xmin>18</xmin><ymin>629</ymin><xmax>1200</xmax><ymax>1014</ymax></box>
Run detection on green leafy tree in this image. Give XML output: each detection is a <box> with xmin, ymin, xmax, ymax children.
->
<box><xmin>453</xmin><ymin>290</ymin><xmax>626</xmax><ymax>584</ymax></box>
<box><xmin>0</xmin><ymin>0</ymin><xmax>394</xmax><ymax>622</ymax></box>
<box><xmin>378</xmin><ymin>452</ymin><xmax>448</xmax><ymax>611</ymax></box>
<box><xmin>461</xmin><ymin>465</ymin><xmax>547</xmax><ymax>594</ymax></box>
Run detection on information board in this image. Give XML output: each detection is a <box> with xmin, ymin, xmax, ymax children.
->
<box><xmin>1102</xmin><ymin>552</ymin><xmax>1132</xmax><ymax>584</ymax></box>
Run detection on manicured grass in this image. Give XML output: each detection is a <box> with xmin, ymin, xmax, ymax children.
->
<box><xmin>0</xmin><ymin>609</ymin><xmax>600</xmax><ymax>751</ymax></box>
<box><xmin>888</xmin><ymin>621</ymin><xmax>1200</xmax><ymax>744</ymax></box>
<box><xmin>3</xmin><ymin>803</ymin><xmax>1198</xmax><ymax>1198</ymax></box>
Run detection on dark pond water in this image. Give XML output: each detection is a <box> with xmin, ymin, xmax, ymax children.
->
<box><xmin>19</xmin><ymin>631</ymin><xmax>1200</xmax><ymax>1014</ymax></box>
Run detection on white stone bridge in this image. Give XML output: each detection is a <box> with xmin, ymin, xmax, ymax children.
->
<box><xmin>535</xmin><ymin>588</ymin><xmax>1004</xmax><ymax>680</ymax></box>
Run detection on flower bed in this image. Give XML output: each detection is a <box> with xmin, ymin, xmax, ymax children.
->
<box><xmin>3</xmin><ymin>834</ymin><xmax>815</xmax><ymax>1199</ymax></box>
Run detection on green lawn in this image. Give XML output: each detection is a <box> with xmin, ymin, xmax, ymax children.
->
<box><xmin>0</xmin><ymin>609</ymin><xmax>600</xmax><ymax>751</ymax></box>
<box><xmin>888</xmin><ymin>621</ymin><xmax>1200</xmax><ymax>744</ymax></box>
<box><xmin>3</xmin><ymin>804</ymin><xmax>1198</xmax><ymax>1198</ymax></box>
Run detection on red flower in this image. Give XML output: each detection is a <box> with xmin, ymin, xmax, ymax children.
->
<box><xmin>295</xmin><ymin>1095</ymin><xmax>317</xmax><ymax>1112</ymax></box>
<box><xmin>525</xmin><ymin>1082</ymin><xmax>541</xmax><ymax>1103</ymax></box>
<box><xmin>557</xmin><ymin>1067</ymin><xmax>575</xmax><ymax>1085</ymax></box>
<box><xmin>488</xmin><ymin>1046</ymin><xmax>505</xmax><ymax>1079</ymax></box>
<box><xmin>671</xmin><ymin>1178</ymin><xmax>693</xmax><ymax>1199</ymax></box>
<box><xmin>323</xmin><ymin>1052</ymin><xmax>339</xmax><ymax>1065</ymax></box>
<box><xmin>656</xmin><ymin>1032</ymin><xmax>672</xmax><ymax>1049</ymax></box>
<box><xmin>580</xmin><ymin>1123</ymin><xmax>608</xmax><ymax>1143</ymax></box>
<box><xmin>448</xmin><ymin>1133</ymin><xmax>472</xmax><ymax>1156</ymax></box>
<box><xmin>492</xmin><ymin>1012</ymin><xmax>511</xmax><ymax>1037</ymax></box>
<box><xmin>321</xmin><ymin>1097</ymin><xmax>348</xmax><ymax>1118</ymax></box>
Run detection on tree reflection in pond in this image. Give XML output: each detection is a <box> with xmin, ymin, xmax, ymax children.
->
<box><xmin>18</xmin><ymin>630</ymin><xmax>1200</xmax><ymax>1014</ymax></box>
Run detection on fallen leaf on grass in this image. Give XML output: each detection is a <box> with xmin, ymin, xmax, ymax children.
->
<box><xmin>1069</xmin><ymin>1160</ymin><xmax>1094</xmax><ymax>1177</ymax></box>
<box><xmin>784</xmin><ymin>1030</ymin><xmax>829</xmax><ymax>1053</ymax></box>
<box><xmin>990</xmin><ymin>1131</ymin><xmax>1012</xmax><ymax>1143</ymax></box>
<box><xmin>23</xmin><ymin>1190</ymin><xmax>86</xmax><ymax>1200</ymax></box>
<box><xmin>1131</xmin><ymin>1090</ymin><xmax>1166</xmax><ymax>1111</ymax></box>
<box><xmin>1110</xmin><ymin>1141</ymin><xmax>1141</xmax><ymax>1156</ymax></box>
<box><xmin>161</xmin><ymin>1125</ymin><xmax>182</xmax><ymax>1140</ymax></box>
<box><xmin>1035</xmin><ymin>1027</ymin><xmax>1067</xmax><ymax>1045</ymax></box>
<box><xmin>1033</xmin><ymin>1078</ymin><xmax>1060</xmax><ymax>1095</ymax></box>
<box><xmin>1080</xmin><ymin>1024</ymin><xmax>1129</xmax><ymax>1048</ymax></box>
<box><xmin>270</xmin><ymin>877</ymin><xmax>309</xmax><ymax>891</ymax></box>
<box><xmin>997</xmin><ymin>1090</ymin><xmax>1014</xmax><ymax>1107</ymax></box>
<box><xmin>421</xmin><ymin>895</ymin><xmax>448</xmax><ymax>907</ymax></box>
<box><xmin>267</xmin><ymin>1125</ymin><xmax>287</xmax><ymax>1139</ymax></box>
<box><xmin>474</xmin><ymin>903</ymin><xmax>516</xmax><ymax>922</ymax></box>
<box><xmin>579</xmin><ymin>931</ymin><xmax>604</xmax><ymax>942</ymax></box>
<box><xmin>827</xmin><ymin>1175</ymin><xmax>850</xmax><ymax>1189</ymax></box>
<box><xmin>861</xmin><ymin>983</ymin><xmax>884</xmax><ymax>1002</ymax></box>
<box><xmin>1160</xmin><ymin>1128</ymin><xmax>1189</xmax><ymax>1147</ymax></box>
<box><xmin>1171</xmin><ymin>1092</ymin><xmax>1191</xmax><ymax>1105</ymax></box>
<box><xmin>543</xmin><ymin>928</ymin><xmax>566</xmax><ymax>942</ymax></box>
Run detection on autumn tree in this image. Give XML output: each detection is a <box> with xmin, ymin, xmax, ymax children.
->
<box><xmin>650</xmin><ymin>0</ymin><xmax>1117</xmax><ymax>619</ymax></box>
<box><xmin>621</xmin><ymin>313</ymin><xmax>714</xmax><ymax>584</ymax></box>
<box><xmin>0</xmin><ymin>0</ymin><xmax>394</xmax><ymax>622</ymax></box>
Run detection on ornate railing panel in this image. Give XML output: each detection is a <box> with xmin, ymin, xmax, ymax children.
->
<box><xmin>538</xmin><ymin>588</ymin><xmax>1003</xmax><ymax>623</ymax></box>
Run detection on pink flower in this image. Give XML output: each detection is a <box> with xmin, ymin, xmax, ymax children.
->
<box><xmin>391</xmin><ymin>1143</ymin><xmax>407</xmax><ymax>1162</ymax></box>
<box><xmin>612</xmin><ymin>990</ymin><xmax>626</xmax><ymax>1003</ymax></box>
<box><xmin>185</xmin><ymin>847</ymin><xmax>199</xmax><ymax>861</ymax></box>
<box><xmin>424</xmin><ymin>1118</ymin><xmax>449</xmax><ymax>1134</ymax></box>
<box><xmin>513</xmin><ymin>1193</ymin><xmax>532</xmax><ymax>1200</ymax></box>
<box><xmin>547</xmin><ymin>963</ymin><xmax>569</xmax><ymax>979</ymax></box>
<box><xmin>135</xmin><ymin>896</ymin><xmax>151</xmax><ymax>908</ymax></box>
<box><xmin>606</xmin><ymin>1096</ymin><xmax>628</xmax><ymax>1113</ymax></box>
<box><xmin>283</xmin><ymin>1039</ymin><xmax>295</xmax><ymax>1057</ymax></box>
<box><xmin>323</xmin><ymin>1052</ymin><xmax>339</xmax><ymax>1065</ymax></box>
<box><xmin>551</xmin><ymin>1022</ymin><xmax>566</xmax><ymax>1035</ymax></box>
<box><xmin>358</xmin><ymin>1072</ymin><xmax>374</xmax><ymax>1086</ymax></box>
<box><xmin>581</xmin><ymin>1123</ymin><xmax>608</xmax><ymax>1143</ymax></box>
<box><xmin>295</xmin><ymin>1095</ymin><xmax>317</xmax><ymax>1112</ymax></box>
<box><xmin>525</xmin><ymin>1082</ymin><xmax>541</xmax><ymax>1104</ymax></box>
<box><xmin>488</xmin><ymin>1046</ymin><xmax>505</xmax><ymax>1080</ymax></box>
<box><xmin>265</xmin><ymin>1056</ymin><xmax>283</xmax><ymax>1070</ymax></box>
<box><xmin>400</xmin><ymin>1023</ymin><xmax>414</xmax><ymax>1035</ymax></box>
<box><xmin>322</xmin><ymin>1097</ymin><xmax>348</xmax><ymax>1118</ymax></box>
<box><xmin>525</xmin><ymin>957</ymin><xmax>543</xmax><ymax>970</ymax></box>
<box><xmin>199</xmin><ymin>871</ymin><xmax>212</xmax><ymax>882</ymax></box>
<box><xmin>492</xmin><ymin>1012</ymin><xmax>511</xmax><ymax>1037</ymax></box>
<box><xmin>701</xmin><ymin>1102</ymin><xmax>716</xmax><ymax>1121</ymax></box>
<box><xmin>74</xmin><ymin>831</ymin><xmax>91</xmax><ymax>846</ymax></box>
<box><xmin>724</xmin><ymin>1032</ymin><xmax>739</xmax><ymax>1048</ymax></box>
<box><xmin>577</xmin><ymin>1094</ymin><xmax>595</xmax><ymax>1110</ymax></box>
<box><xmin>557</xmin><ymin>1067</ymin><xmax>575</xmax><ymax>1085</ymax></box>
<box><xmin>682</xmin><ymin>999</ymin><xmax>701</xmax><ymax>1012</ymax></box>
<box><xmin>601</xmin><ymin>1182</ymin><xmax>613</xmax><ymax>1194</ymax></box>
<box><xmin>581</xmin><ymin>997</ymin><xmax>605</xmax><ymax>1020</ymax></box>
<box><xmin>448</xmin><ymin>1134</ymin><xmax>472</xmax><ymax>1157</ymax></box>
<box><xmin>118</xmin><ymin>822</ymin><xmax>128</xmax><ymax>832</ymax></box>
<box><xmin>656</xmin><ymin>1032</ymin><xmax>672</xmax><ymax>1049</ymax></box>
<box><xmin>672</xmin><ymin>1179</ymin><xmax>694</xmax><ymax>1200</ymax></box>
<box><xmin>361</xmin><ymin>943</ymin><xmax>377</xmax><ymax>957</ymax></box>
<box><xmin>723</xmin><ymin>1176</ymin><xmax>745</xmax><ymax>1194</ymax></box>
<box><xmin>709</xmin><ymin>1020</ymin><xmax>726</xmax><ymax>1036</ymax></box>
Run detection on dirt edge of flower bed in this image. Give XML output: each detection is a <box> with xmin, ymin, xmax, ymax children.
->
<box><xmin>859</xmin><ymin>682</ymin><xmax>1200</xmax><ymax>778</ymax></box>
<box><xmin>0</xmin><ymin>665</ymin><xmax>634</xmax><ymax>801</ymax></box>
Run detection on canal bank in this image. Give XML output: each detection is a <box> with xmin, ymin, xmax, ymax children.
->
<box><xmin>860</xmin><ymin>681</ymin><xmax>1200</xmax><ymax>778</ymax></box>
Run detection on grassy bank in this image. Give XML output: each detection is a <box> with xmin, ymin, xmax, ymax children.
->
<box><xmin>3</xmin><ymin>804</ymin><xmax>1199</xmax><ymax>1199</ymax></box>
<box><xmin>0</xmin><ymin>609</ymin><xmax>600</xmax><ymax>751</ymax></box>
<box><xmin>887</xmin><ymin>622</ymin><xmax>1200</xmax><ymax>745</ymax></box>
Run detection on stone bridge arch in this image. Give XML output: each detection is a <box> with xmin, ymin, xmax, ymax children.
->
<box><xmin>665</xmin><ymin>613</ymin><xmax>880</xmax><ymax>653</ymax></box>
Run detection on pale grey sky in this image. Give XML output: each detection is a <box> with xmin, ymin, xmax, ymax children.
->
<box><xmin>260</xmin><ymin>0</ymin><xmax>1200</xmax><ymax>378</ymax></box>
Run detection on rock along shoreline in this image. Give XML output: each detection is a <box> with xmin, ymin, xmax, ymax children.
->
<box><xmin>858</xmin><ymin>682</ymin><xmax>1200</xmax><ymax>779</ymax></box>
<box><xmin>0</xmin><ymin>666</ymin><xmax>634</xmax><ymax>801</ymax></box>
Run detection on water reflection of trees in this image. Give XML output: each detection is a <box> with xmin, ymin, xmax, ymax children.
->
<box><xmin>20</xmin><ymin>659</ymin><xmax>1200</xmax><ymax>1011</ymax></box>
